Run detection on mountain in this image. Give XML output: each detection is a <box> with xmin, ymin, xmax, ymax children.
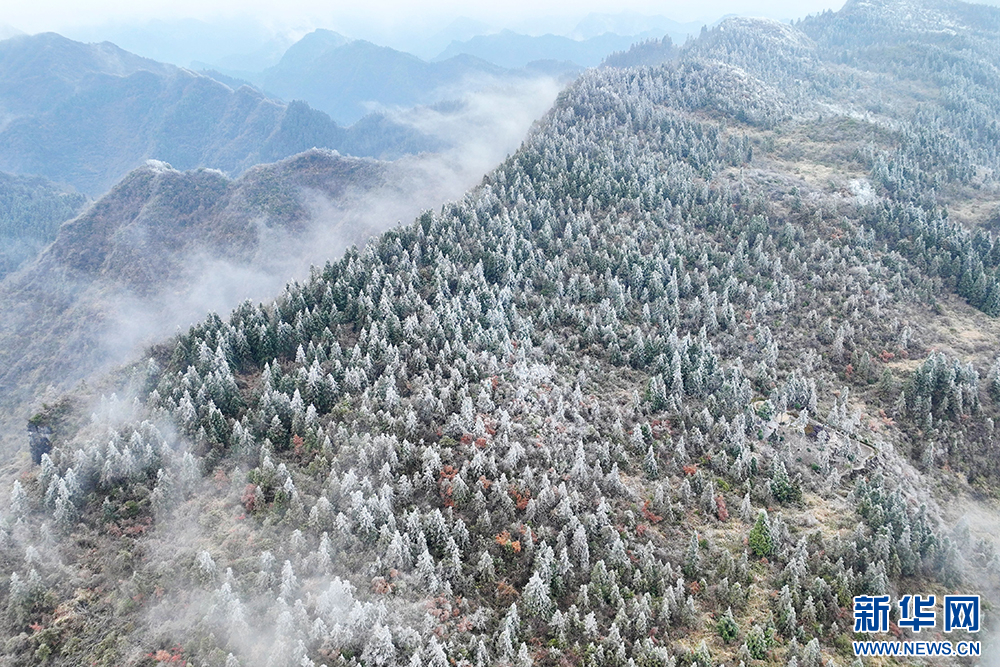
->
<box><xmin>0</xmin><ymin>150</ymin><xmax>387</xmax><ymax>444</ymax></box>
<box><xmin>29</xmin><ymin>152</ymin><xmax>383</xmax><ymax>293</ymax></box>
<box><xmin>0</xmin><ymin>171</ymin><xmax>87</xmax><ymax>279</ymax></box>
<box><xmin>0</xmin><ymin>33</ymin><xmax>437</xmax><ymax>195</ymax></box>
<box><xmin>271</xmin><ymin>29</ymin><xmax>351</xmax><ymax>72</ymax></box>
<box><xmin>0</xmin><ymin>24</ymin><xmax>23</xmax><ymax>41</ymax></box>
<box><xmin>4</xmin><ymin>0</ymin><xmax>1000</xmax><ymax>665</ymax></box>
<box><xmin>0</xmin><ymin>32</ymin><xmax>172</xmax><ymax>117</ymax></box>
<box><xmin>0</xmin><ymin>99</ymin><xmax>532</xmax><ymax>456</ymax></box>
<box><xmin>433</xmin><ymin>30</ymin><xmax>648</xmax><ymax>69</ymax></box>
<box><xmin>686</xmin><ymin>16</ymin><xmax>819</xmax><ymax>78</ymax></box>
<box><xmin>259</xmin><ymin>34</ymin><xmax>508</xmax><ymax>125</ymax></box>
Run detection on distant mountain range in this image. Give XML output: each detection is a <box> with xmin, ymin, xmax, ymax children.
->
<box><xmin>257</xmin><ymin>31</ymin><xmax>512</xmax><ymax>125</ymax></box>
<box><xmin>202</xmin><ymin>26</ymin><xmax>669</xmax><ymax>125</ymax></box>
<box><xmin>19</xmin><ymin>16</ymin><xmax>707</xmax><ymax>141</ymax></box>
<box><xmin>62</xmin><ymin>16</ymin><xmax>292</xmax><ymax>71</ymax></box>
<box><xmin>433</xmin><ymin>30</ymin><xmax>650</xmax><ymax>69</ymax></box>
<box><xmin>54</xmin><ymin>11</ymin><xmax>709</xmax><ymax>69</ymax></box>
<box><xmin>570</xmin><ymin>11</ymin><xmax>706</xmax><ymax>42</ymax></box>
<box><xmin>431</xmin><ymin>12</ymin><xmax>712</xmax><ymax>70</ymax></box>
<box><xmin>0</xmin><ymin>33</ymin><xmax>437</xmax><ymax>195</ymax></box>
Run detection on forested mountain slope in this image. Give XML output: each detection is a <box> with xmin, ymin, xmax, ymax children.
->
<box><xmin>0</xmin><ymin>172</ymin><xmax>87</xmax><ymax>279</ymax></box>
<box><xmin>3</xmin><ymin>0</ymin><xmax>1000</xmax><ymax>666</ymax></box>
<box><xmin>0</xmin><ymin>151</ymin><xmax>387</xmax><ymax>454</ymax></box>
<box><xmin>0</xmin><ymin>33</ymin><xmax>436</xmax><ymax>195</ymax></box>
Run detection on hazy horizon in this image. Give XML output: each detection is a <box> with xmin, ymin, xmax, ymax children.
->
<box><xmin>4</xmin><ymin>0</ymin><xmax>844</xmax><ymax>34</ymax></box>
<box><xmin>1</xmin><ymin>1</ymin><xmax>853</xmax><ymax>67</ymax></box>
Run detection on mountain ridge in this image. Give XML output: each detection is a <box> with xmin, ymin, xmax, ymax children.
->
<box><xmin>0</xmin><ymin>33</ymin><xmax>438</xmax><ymax>195</ymax></box>
<box><xmin>0</xmin><ymin>149</ymin><xmax>388</xmax><ymax>436</ymax></box>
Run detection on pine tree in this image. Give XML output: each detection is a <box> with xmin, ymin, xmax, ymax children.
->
<box><xmin>749</xmin><ymin>510</ymin><xmax>774</xmax><ymax>558</ymax></box>
<box><xmin>740</xmin><ymin>492</ymin><xmax>753</xmax><ymax>523</ymax></box>
<box><xmin>770</xmin><ymin>460</ymin><xmax>801</xmax><ymax>504</ymax></box>
<box><xmin>683</xmin><ymin>532</ymin><xmax>701</xmax><ymax>579</ymax></box>
<box><xmin>197</xmin><ymin>550</ymin><xmax>218</xmax><ymax>584</ymax></box>
<box><xmin>745</xmin><ymin>624</ymin><xmax>770</xmax><ymax>660</ymax></box>
<box><xmin>643</xmin><ymin>445</ymin><xmax>659</xmax><ymax>479</ymax></box>
<box><xmin>717</xmin><ymin>607</ymin><xmax>740</xmax><ymax>643</ymax></box>
<box><xmin>362</xmin><ymin>624</ymin><xmax>397</xmax><ymax>666</ymax></box>
<box><xmin>802</xmin><ymin>638</ymin><xmax>822</xmax><ymax>667</ymax></box>
<box><xmin>779</xmin><ymin>585</ymin><xmax>798</xmax><ymax>637</ymax></box>
<box><xmin>524</xmin><ymin>571</ymin><xmax>554</xmax><ymax>620</ymax></box>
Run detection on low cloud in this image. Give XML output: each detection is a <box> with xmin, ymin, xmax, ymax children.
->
<box><xmin>100</xmin><ymin>73</ymin><xmax>564</xmax><ymax>359</ymax></box>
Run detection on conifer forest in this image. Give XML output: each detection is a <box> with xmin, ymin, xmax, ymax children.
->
<box><xmin>3</xmin><ymin>0</ymin><xmax>1000</xmax><ymax>665</ymax></box>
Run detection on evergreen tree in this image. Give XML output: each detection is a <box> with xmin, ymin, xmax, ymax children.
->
<box><xmin>749</xmin><ymin>510</ymin><xmax>774</xmax><ymax>558</ymax></box>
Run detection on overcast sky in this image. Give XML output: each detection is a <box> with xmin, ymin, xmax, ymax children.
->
<box><xmin>0</xmin><ymin>0</ymin><xmax>866</xmax><ymax>68</ymax></box>
<box><xmin>5</xmin><ymin>0</ymin><xmax>846</xmax><ymax>36</ymax></box>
